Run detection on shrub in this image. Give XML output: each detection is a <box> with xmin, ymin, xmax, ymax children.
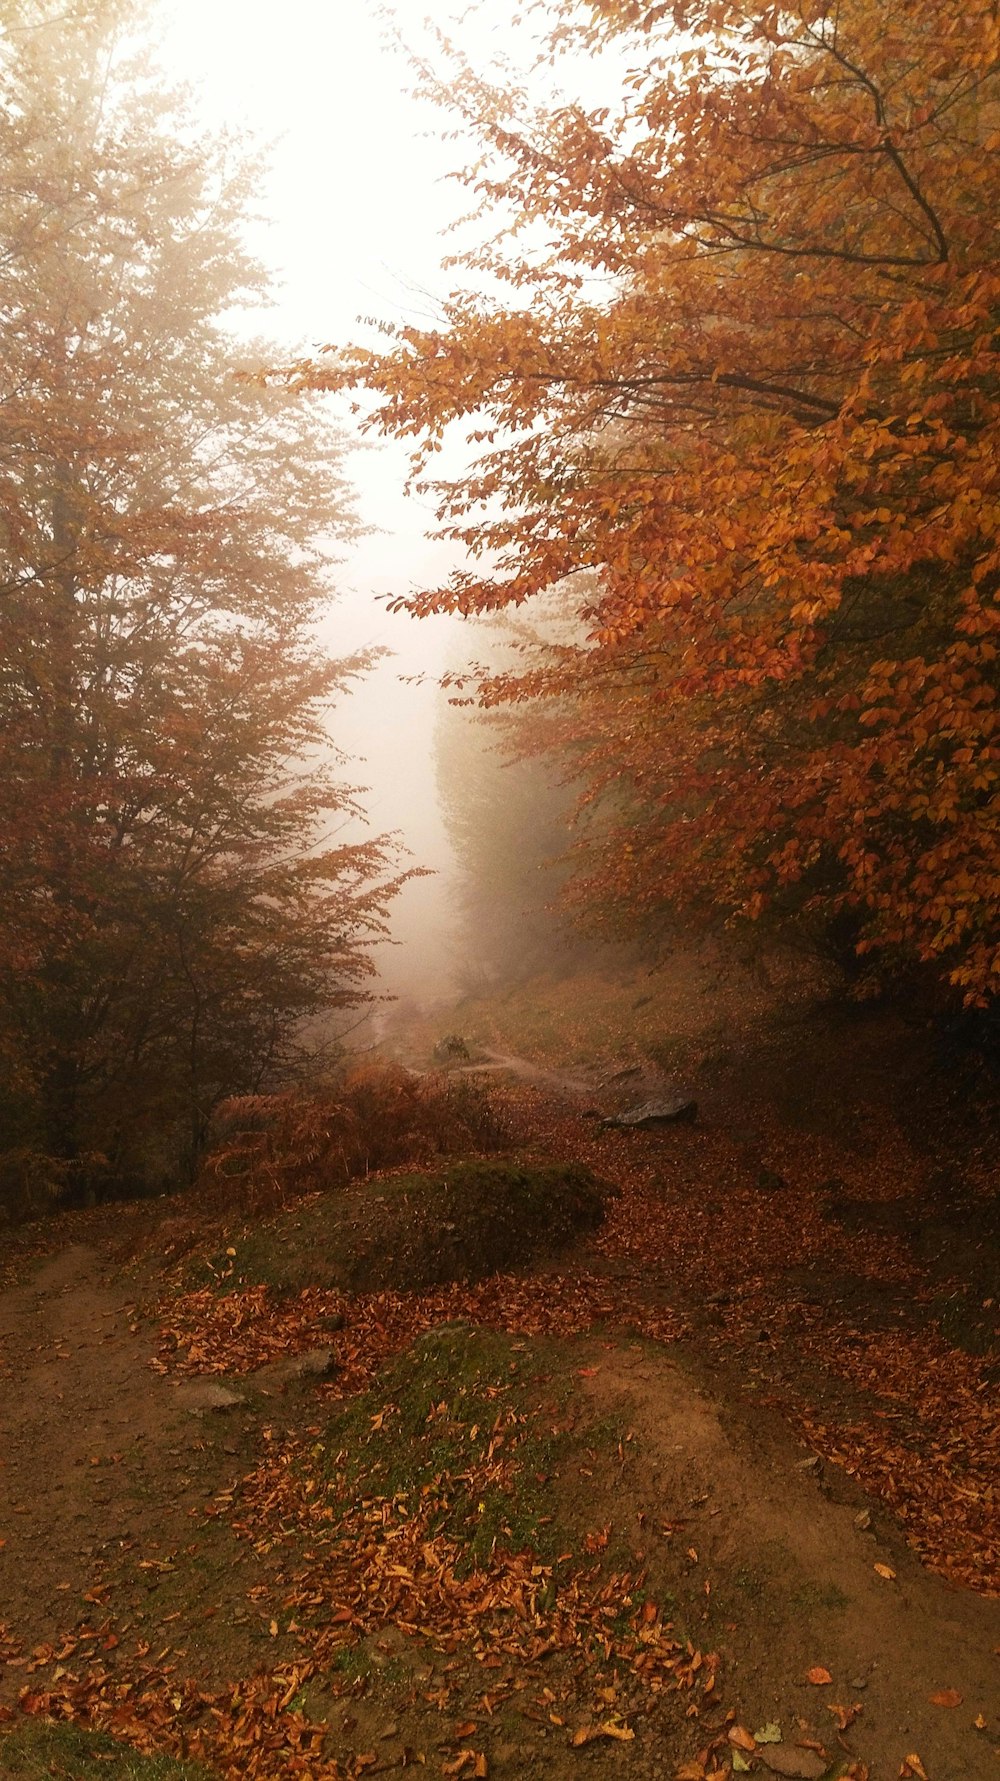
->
<box><xmin>200</xmin><ymin>1061</ymin><xmax>516</xmax><ymax>1214</ymax></box>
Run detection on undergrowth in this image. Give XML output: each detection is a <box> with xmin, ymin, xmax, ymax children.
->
<box><xmin>200</xmin><ymin>1061</ymin><xmax>516</xmax><ymax>1215</ymax></box>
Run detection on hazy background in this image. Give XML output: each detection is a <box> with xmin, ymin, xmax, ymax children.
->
<box><xmin>156</xmin><ymin>0</ymin><xmax>509</xmax><ymax>1005</ymax></box>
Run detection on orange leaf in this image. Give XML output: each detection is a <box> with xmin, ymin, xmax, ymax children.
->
<box><xmin>827</xmin><ymin>1702</ymin><xmax>862</xmax><ymax>1731</ymax></box>
<box><xmin>874</xmin><ymin>1563</ymin><xmax>896</xmax><ymax>1581</ymax></box>
<box><xmin>929</xmin><ymin>1689</ymin><xmax>961</xmax><ymax>1708</ymax></box>
<box><xmin>900</xmin><ymin>1758</ymin><xmax>929</xmax><ymax>1781</ymax></box>
<box><xmin>806</xmin><ymin>1666</ymin><xmax>833</xmax><ymax>1686</ymax></box>
<box><xmin>728</xmin><ymin>1725</ymin><xmax>756</xmax><ymax>1751</ymax></box>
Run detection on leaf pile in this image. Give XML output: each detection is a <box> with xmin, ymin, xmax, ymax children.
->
<box><xmin>154</xmin><ymin>1270</ymin><xmax>688</xmax><ymax>1395</ymax></box>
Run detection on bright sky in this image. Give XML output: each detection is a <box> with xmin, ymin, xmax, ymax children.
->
<box><xmin>157</xmin><ymin>0</ymin><xmax>512</xmax><ymax>999</ymax></box>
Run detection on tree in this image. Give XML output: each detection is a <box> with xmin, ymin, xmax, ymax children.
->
<box><xmin>434</xmin><ymin>607</ymin><xmax>585</xmax><ymax>988</ymax></box>
<box><xmin>299</xmin><ymin>0</ymin><xmax>1000</xmax><ymax>1007</ymax></box>
<box><xmin>0</xmin><ymin>0</ymin><xmax>403</xmax><ymax>1205</ymax></box>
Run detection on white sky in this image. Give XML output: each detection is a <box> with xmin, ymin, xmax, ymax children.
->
<box><xmin>156</xmin><ymin>0</ymin><xmax>517</xmax><ymax>1000</ymax></box>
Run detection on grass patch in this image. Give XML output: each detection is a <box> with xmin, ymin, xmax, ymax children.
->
<box><xmin>199</xmin><ymin>1156</ymin><xmax>610</xmax><ymax>1296</ymax></box>
<box><xmin>320</xmin><ymin>1323</ymin><xmax>582</xmax><ymax>1569</ymax></box>
<box><xmin>0</xmin><ymin>1722</ymin><xmax>210</xmax><ymax>1780</ymax></box>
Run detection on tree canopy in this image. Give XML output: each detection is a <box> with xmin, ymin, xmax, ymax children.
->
<box><xmin>298</xmin><ymin>0</ymin><xmax>1000</xmax><ymax>1006</ymax></box>
<box><xmin>0</xmin><ymin>0</ymin><xmax>404</xmax><ymax>1206</ymax></box>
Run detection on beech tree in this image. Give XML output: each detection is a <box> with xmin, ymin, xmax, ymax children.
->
<box><xmin>300</xmin><ymin>0</ymin><xmax>1000</xmax><ymax>1006</ymax></box>
<box><xmin>0</xmin><ymin>1</ymin><xmax>403</xmax><ymax>1203</ymax></box>
<box><xmin>434</xmin><ymin>613</ymin><xmax>584</xmax><ymax>988</ymax></box>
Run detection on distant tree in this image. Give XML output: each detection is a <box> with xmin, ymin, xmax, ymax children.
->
<box><xmin>435</xmin><ymin>659</ymin><xmax>581</xmax><ymax>989</ymax></box>
<box><xmin>0</xmin><ymin>1</ymin><xmax>403</xmax><ymax>1206</ymax></box>
<box><xmin>300</xmin><ymin>0</ymin><xmax>1000</xmax><ymax>1009</ymax></box>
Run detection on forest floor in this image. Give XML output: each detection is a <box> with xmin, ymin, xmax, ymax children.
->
<box><xmin>0</xmin><ymin>959</ymin><xmax>998</xmax><ymax>1781</ymax></box>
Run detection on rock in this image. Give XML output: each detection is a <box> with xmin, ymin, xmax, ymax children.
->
<box><xmin>175</xmin><ymin>1381</ymin><xmax>245</xmax><ymax>1415</ymax></box>
<box><xmin>600</xmin><ymin>1096</ymin><xmax>697</xmax><ymax>1130</ymax></box>
<box><xmin>759</xmin><ymin>1745</ymin><xmax>828</xmax><ymax>1779</ymax></box>
<box><xmin>317</xmin><ymin>1310</ymin><xmax>345</xmax><ymax>1332</ymax></box>
<box><xmin>279</xmin><ymin>1347</ymin><xmax>339</xmax><ymax>1382</ymax></box>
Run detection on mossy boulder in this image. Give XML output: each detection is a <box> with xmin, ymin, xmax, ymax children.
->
<box><xmin>207</xmin><ymin>1155</ymin><xmax>612</xmax><ymax>1295</ymax></box>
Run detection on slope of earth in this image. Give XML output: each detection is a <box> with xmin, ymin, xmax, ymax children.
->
<box><xmin>0</xmin><ymin>967</ymin><xmax>997</xmax><ymax>1781</ymax></box>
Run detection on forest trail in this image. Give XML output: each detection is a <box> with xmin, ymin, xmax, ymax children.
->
<box><xmin>582</xmin><ymin>1345</ymin><xmax>1000</xmax><ymax>1781</ymax></box>
<box><xmin>0</xmin><ymin>1036</ymin><xmax>998</xmax><ymax>1780</ymax></box>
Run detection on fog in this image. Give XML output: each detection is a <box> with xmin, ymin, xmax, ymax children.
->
<box><xmin>157</xmin><ymin>0</ymin><xmax>509</xmax><ymax>1006</ymax></box>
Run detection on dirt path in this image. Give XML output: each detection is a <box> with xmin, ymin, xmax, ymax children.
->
<box><xmin>1</xmin><ymin>1046</ymin><xmax>998</xmax><ymax>1779</ymax></box>
<box><xmin>0</xmin><ymin>1245</ymin><xmax>156</xmax><ymax>1646</ymax></box>
<box><xmin>585</xmin><ymin>1344</ymin><xmax>1000</xmax><ymax>1781</ymax></box>
<box><xmin>0</xmin><ymin>1242</ymin><xmax>268</xmax><ymax>1683</ymax></box>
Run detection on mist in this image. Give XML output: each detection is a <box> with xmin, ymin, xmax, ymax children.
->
<box><xmin>155</xmin><ymin>0</ymin><xmax>508</xmax><ymax>1013</ymax></box>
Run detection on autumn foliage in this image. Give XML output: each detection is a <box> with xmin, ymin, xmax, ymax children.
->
<box><xmin>201</xmin><ymin>1062</ymin><xmax>513</xmax><ymax>1213</ymax></box>
<box><xmin>0</xmin><ymin>2</ymin><xmax>404</xmax><ymax>1208</ymax></box>
<box><xmin>301</xmin><ymin>0</ymin><xmax>1000</xmax><ymax>1004</ymax></box>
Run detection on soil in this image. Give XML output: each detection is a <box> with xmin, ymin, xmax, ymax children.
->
<box><xmin>0</xmin><ymin>1237</ymin><xmax>285</xmax><ymax>1687</ymax></box>
<box><xmin>1</xmin><ymin>999</ymin><xmax>998</xmax><ymax>1781</ymax></box>
<box><xmin>583</xmin><ymin>1344</ymin><xmax>1000</xmax><ymax>1780</ymax></box>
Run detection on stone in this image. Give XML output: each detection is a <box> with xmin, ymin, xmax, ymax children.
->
<box><xmin>600</xmin><ymin>1096</ymin><xmax>697</xmax><ymax>1130</ymax></box>
<box><xmin>175</xmin><ymin>1380</ymin><xmax>245</xmax><ymax>1415</ymax></box>
<box><xmin>759</xmin><ymin>1746</ymin><xmax>829</xmax><ymax>1779</ymax></box>
<box><xmin>283</xmin><ymin>1347</ymin><xmax>339</xmax><ymax>1382</ymax></box>
<box><xmin>255</xmin><ymin>1346</ymin><xmax>339</xmax><ymax>1388</ymax></box>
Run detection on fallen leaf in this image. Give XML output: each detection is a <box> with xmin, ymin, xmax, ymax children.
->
<box><xmin>754</xmin><ymin>1723</ymin><xmax>783</xmax><ymax>1743</ymax></box>
<box><xmin>900</xmin><ymin>1758</ymin><xmax>929</xmax><ymax>1781</ymax></box>
<box><xmin>873</xmin><ymin>1563</ymin><xmax>896</xmax><ymax>1581</ymax></box>
<box><xmin>571</xmin><ymin>1723</ymin><xmax>635</xmax><ymax>1747</ymax></box>
<box><xmin>928</xmin><ymin>1689</ymin><xmax>961</xmax><ymax>1708</ymax></box>
<box><xmin>806</xmin><ymin>1666</ymin><xmax>833</xmax><ymax>1686</ymax></box>
<box><xmin>732</xmin><ymin>1754</ymin><xmax>752</xmax><ymax>1774</ymax></box>
<box><xmin>728</xmin><ymin>1724</ymin><xmax>757</xmax><ymax>1751</ymax></box>
<box><xmin>829</xmin><ymin>1702</ymin><xmax>863</xmax><ymax>1732</ymax></box>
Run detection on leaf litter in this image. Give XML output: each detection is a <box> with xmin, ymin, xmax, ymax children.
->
<box><xmin>4</xmin><ymin>1072</ymin><xmax>999</xmax><ymax>1780</ymax></box>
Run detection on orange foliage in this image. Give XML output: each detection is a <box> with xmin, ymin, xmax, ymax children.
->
<box><xmin>201</xmin><ymin>1063</ymin><xmax>514</xmax><ymax>1211</ymax></box>
<box><xmin>297</xmin><ymin>0</ymin><xmax>1000</xmax><ymax>1001</ymax></box>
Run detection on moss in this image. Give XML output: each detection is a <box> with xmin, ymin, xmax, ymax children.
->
<box><xmin>198</xmin><ymin>1155</ymin><xmax>610</xmax><ymax>1296</ymax></box>
<box><xmin>0</xmin><ymin>1722</ymin><xmax>210</xmax><ymax>1780</ymax></box>
<box><xmin>320</xmin><ymin>1324</ymin><xmax>581</xmax><ymax>1569</ymax></box>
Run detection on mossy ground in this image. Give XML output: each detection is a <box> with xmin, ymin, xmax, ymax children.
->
<box><xmin>193</xmin><ymin>1156</ymin><xmax>610</xmax><ymax>1297</ymax></box>
<box><xmin>0</xmin><ymin>1722</ymin><xmax>210</xmax><ymax>1780</ymax></box>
